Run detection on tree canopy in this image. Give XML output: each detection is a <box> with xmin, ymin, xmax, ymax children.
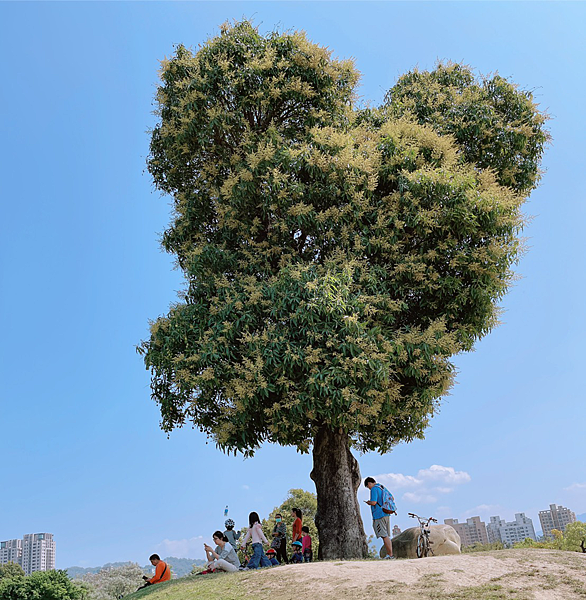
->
<box><xmin>0</xmin><ymin>564</ymin><xmax>25</xmax><ymax>581</ymax></box>
<box><xmin>82</xmin><ymin>564</ymin><xmax>144</xmax><ymax>600</ymax></box>
<box><xmin>562</xmin><ymin>521</ymin><xmax>586</xmax><ymax>553</ymax></box>
<box><xmin>140</xmin><ymin>20</ymin><xmax>548</xmax><ymax>459</ymax></box>
<box><xmin>0</xmin><ymin>570</ymin><xmax>87</xmax><ymax>600</ymax></box>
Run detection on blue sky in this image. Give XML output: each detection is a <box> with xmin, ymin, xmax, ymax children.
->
<box><xmin>0</xmin><ymin>1</ymin><xmax>584</xmax><ymax>568</ymax></box>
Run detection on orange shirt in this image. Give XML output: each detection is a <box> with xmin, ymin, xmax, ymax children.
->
<box><xmin>292</xmin><ymin>517</ymin><xmax>302</xmax><ymax>542</ymax></box>
<box><xmin>149</xmin><ymin>561</ymin><xmax>171</xmax><ymax>584</ymax></box>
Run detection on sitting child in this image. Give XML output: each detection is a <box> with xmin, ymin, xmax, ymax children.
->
<box><xmin>301</xmin><ymin>526</ymin><xmax>312</xmax><ymax>562</ymax></box>
<box><xmin>291</xmin><ymin>540</ymin><xmax>303</xmax><ymax>563</ymax></box>
<box><xmin>266</xmin><ymin>548</ymin><xmax>279</xmax><ymax>566</ymax></box>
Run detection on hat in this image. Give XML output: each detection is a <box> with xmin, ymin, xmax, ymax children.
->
<box><xmin>292</xmin><ymin>541</ymin><xmax>302</xmax><ymax>547</ymax></box>
<box><xmin>266</xmin><ymin>548</ymin><xmax>276</xmax><ymax>555</ymax></box>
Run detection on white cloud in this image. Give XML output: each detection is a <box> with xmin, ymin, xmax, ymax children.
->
<box><xmin>403</xmin><ymin>492</ymin><xmax>437</xmax><ymax>504</ymax></box>
<box><xmin>417</xmin><ymin>465</ymin><xmax>471</xmax><ymax>485</ymax></box>
<box><xmin>154</xmin><ymin>536</ymin><xmax>204</xmax><ymax>559</ymax></box>
<box><xmin>242</xmin><ymin>484</ymin><xmax>250</xmax><ymax>490</ymax></box>
<box><xmin>368</xmin><ymin>465</ymin><xmax>470</xmax><ymax>507</ymax></box>
<box><xmin>374</xmin><ymin>465</ymin><xmax>470</xmax><ymax>491</ymax></box>
<box><xmin>377</xmin><ymin>473</ymin><xmax>421</xmax><ymax>488</ymax></box>
<box><xmin>564</xmin><ymin>482</ymin><xmax>586</xmax><ymax>492</ymax></box>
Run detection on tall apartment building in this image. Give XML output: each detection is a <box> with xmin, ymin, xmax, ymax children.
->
<box><xmin>0</xmin><ymin>539</ymin><xmax>22</xmax><ymax>566</ymax></box>
<box><xmin>444</xmin><ymin>516</ymin><xmax>488</xmax><ymax>547</ymax></box>
<box><xmin>487</xmin><ymin>513</ymin><xmax>536</xmax><ymax>545</ymax></box>
<box><xmin>539</xmin><ymin>504</ymin><xmax>576</xmax><ymax>538</ymax></box>
<box><xmin>0</xmin><ymin>534</ymin><xmax>55</xmax><ymax>575</ymax></box>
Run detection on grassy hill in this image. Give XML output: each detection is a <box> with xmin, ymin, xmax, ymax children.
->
<box><xmin>123</xmin><ymin>548</ymin><xmax>586</xmax><ymax>600</ymax></box>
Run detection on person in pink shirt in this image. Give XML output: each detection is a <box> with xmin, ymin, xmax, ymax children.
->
<box><xmin>240</xmin><ymin>511</ymin><xmax>271</xmax><ymax>569</ymax></box>
<box><xmin>301</xmin><ymin>526</ymin><xmax>312</xmax><ymax>562</ymax></box>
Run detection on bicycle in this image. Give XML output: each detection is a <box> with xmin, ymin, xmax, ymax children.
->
<box><xmin>408</xmin><ymin>512</ymin><xmax>437</xmax><ymax>558</ymax></box>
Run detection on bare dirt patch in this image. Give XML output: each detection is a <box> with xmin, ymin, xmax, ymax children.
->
<box><xmin>241</xmin><ymin>549</ymin><xmax>586</xmax><ymax>600</ymax></box>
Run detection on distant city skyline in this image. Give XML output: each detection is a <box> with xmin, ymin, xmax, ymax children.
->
<box><xmin>0</xmin><ymin>533</ymin><xmax>55</xmax><ymax>575</ymax></box>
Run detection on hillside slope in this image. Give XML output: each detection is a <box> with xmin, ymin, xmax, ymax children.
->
<box><xmin>125</xmin><ymin>548</ymin><xmax>586</xmax><ymax>600</ymax></box>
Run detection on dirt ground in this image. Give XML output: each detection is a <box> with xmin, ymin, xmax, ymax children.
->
<box><xmin>241</xmin><ymin>548</ymin><xmax>586</xmax><ymax>600</ymax></box>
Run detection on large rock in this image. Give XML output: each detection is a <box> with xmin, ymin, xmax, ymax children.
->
<box><xmin>380</xmin><ymin>524</ymin><xmax>461</xmax><ymax>559</ymax></box>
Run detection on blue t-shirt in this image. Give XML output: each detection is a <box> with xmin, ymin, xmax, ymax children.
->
<box><xmin>370</xmin><ymin>484</ymin><xmax>385</xmax><ymax>520</ymax></box>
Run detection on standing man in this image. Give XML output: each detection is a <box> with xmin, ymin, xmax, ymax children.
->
<box><xmin>364</xmin><ymin>477</ymin><xmax>395</xmax><ymax>559</ymax></box>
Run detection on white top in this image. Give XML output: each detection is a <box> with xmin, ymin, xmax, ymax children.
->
<box><xmin>241</xmin><ymin>522</ymin><xmax>269</xmax><ymax>545</ymax></box>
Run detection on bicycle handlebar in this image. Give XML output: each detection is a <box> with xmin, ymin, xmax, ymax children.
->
<box><xmin>408</xmin><ymin>513</ymin><xmax>437</xmax><ymax>525</ymax></box>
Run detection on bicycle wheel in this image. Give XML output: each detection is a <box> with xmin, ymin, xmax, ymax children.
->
<box><xmin>416</xmin><ymin>534</ymin><xmax>427</xmax><ymax>558</ymax></box>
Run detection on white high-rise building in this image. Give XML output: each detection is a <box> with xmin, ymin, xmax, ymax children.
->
<box><xmin>1</xmin><ymin>534</ymin><xmax>55</xmax><ymax>575</ymax></box>
<box><xmin>487</xmin><ymin>513</ymin><xmax>536</xmax><ymax>545</ymax></box>
<box><xmin>21</xmin><ymin>533</ymin><xmax>55</xmax><ymax>575</ymax></box>
<box><xmin>444</xmin><ymin>517</ymin><xmax>488</xmax><ymax>547</ymax></box>
<box><xmin>0</xmin><ymin>539</ymin><xmax>22</xmax><ymax>566</ymax></box>
<box><xmin>539</xmin><ymin>504</ymin><xmax>576</xmax><ymax>538</ymax></box>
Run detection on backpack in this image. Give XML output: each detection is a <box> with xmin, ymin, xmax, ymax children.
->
<box><xmin>376</xmin><ymin>483</ymin><xmax>397</xmax><ymax>515</ymax></box>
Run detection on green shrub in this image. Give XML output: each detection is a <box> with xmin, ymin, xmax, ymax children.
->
<box><xmin>514</xmin><ymin>523</ymin><xmax>586</xmax><ymax>553</ymax></box>
<box><xmin>0</xmin><ymin>569</ymin><xmax>87</xmax><ymax>600</ymax></box>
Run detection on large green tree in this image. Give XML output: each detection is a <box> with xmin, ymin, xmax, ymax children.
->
<box><xmin>139</xmin><ymin>21</ymin><xmax>549</xmax><ymax>559</ymax></box>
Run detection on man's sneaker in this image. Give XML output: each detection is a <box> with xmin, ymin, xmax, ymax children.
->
<box><xmin>384</xmin><ymin>555</ymin><xmax>396</xmax><ymax>560</ymax></box>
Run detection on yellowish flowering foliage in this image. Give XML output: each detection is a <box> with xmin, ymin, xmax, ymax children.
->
<box><xmin>139</xmin><ymin>21</ymin><xmax>548</xmax><ymax>456</ymax></box>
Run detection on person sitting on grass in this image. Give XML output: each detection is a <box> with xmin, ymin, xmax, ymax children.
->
<box><xmin>203</xmin><ymin>531</ymin><xmax>241</xmax><ymax>573</ymax></box>
<box><xmin>291</xmin><ymin>541</ymin><xmax>303</xmax><ymax>563</ymax></box>
<box><xmin>266</xmin><ymin>548</ymin><xmax>280</xmax><ymax>566</ymax></box>
<box><xmin>301</xmin><ymin>526</ymin><xmax>312</xmax><ymax>562</ymax></box>
<box><xmin>136</xmin><ymin>554</ymin><xmax>171</xmax><ymax>590</ymax></box>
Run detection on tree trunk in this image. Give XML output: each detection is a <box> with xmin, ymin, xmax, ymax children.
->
<box><xmin>310</xmin><ymin>426</ymin><xmax>369</xmax><ymax>559</ymax></box>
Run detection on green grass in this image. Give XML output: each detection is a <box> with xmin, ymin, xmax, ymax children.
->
<box><xmin>127</xmin><ymin>572</ymin><xmax>249</xmax><ymax>600</ymax></box>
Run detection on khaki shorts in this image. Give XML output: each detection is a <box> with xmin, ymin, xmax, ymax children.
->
<box><xmin>373</xmin><ymin>516</ymin><xmax>391</xmax><ymax>539</ymax></box>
